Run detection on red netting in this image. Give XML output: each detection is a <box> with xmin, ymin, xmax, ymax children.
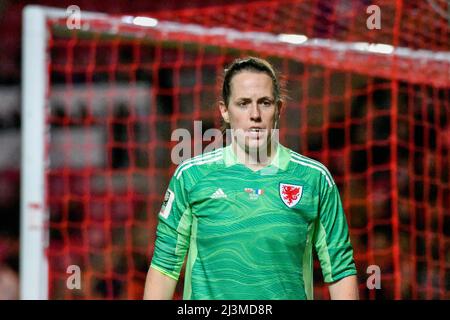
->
<box><xmin>42</xmin><ymin>0</ymin><xmax>450</xmax><ymax>299</ymax></box>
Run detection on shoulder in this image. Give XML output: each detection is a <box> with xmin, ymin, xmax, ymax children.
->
<box><xmin>287</xmin><ymin>149</ymin><xmax>335</xmax><ymax>188</ymax></box>
<box><xmin>173</xmin><ymin>147</ymin><xmax>225</xmax><ymax>181</ymax></box>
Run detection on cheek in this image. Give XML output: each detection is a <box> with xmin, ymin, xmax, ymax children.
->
<box><xmin>228</xmin><ymin>110</ymin><xmax>246</xmax><ymax>126</ymax></box>
<box><xmin>263</xmin><ymin>110</ymin><xmax>277</xmax><ymax>123</ymax></box>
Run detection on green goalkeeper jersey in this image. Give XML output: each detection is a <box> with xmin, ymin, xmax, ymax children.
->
<box><xmin>150</xmin><ymin>143</ymin><xmax>356</xmax><ymax>300</ymax></box>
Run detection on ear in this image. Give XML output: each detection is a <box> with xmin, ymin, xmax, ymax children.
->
<box><xmin>276</xmin><ymin>100</ymin><xmax>283</xmax><ymax>119</ymax></box>
<box><xmin>219</xmin><ymin>101</ymin><xmax>229</xmax><ymax>123</ymax></box>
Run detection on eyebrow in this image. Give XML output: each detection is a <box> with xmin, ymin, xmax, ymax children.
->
<box><xmin>235</xmin><ymin>96</ymin><xmax>274</xmax><ymax>102</ymax></box>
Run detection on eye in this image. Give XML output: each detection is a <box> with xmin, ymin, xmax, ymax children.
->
<box><xmin>237</xmin><ymin>101</ymin><xmax>248</xmax><ymax>108</ymax></box>
<box><xmin>260</xmin><ymin>99</ymin><xmax>273</xmax><ymax>107</ymax></box>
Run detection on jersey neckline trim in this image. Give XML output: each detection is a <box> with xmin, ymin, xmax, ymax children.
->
<box><xmin>223</xmin><ymin>143</ymin><xmax>291</xmax><ymax>171</ymax></box>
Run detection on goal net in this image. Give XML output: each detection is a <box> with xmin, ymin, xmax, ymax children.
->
<box><xmin>21</xmin><ymin>0</ymin><xmax>449</xmax><ymax>299</ymax></box>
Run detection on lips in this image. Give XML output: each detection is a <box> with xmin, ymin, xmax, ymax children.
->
<box><xmin>246</xmin><ymin>127</ymin><xmax>266</xmax><ymax>139</ymax></box>
<box><xmin>247</xmin><ymin>127</ymin><xmax>265</xmax><ymax>132</ymax></box>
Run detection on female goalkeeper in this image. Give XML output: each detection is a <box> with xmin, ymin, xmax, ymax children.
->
<box><xmin>144</xmin><ymin>57</ymin><xmax>359</xmax><ymax>300</ymax></box>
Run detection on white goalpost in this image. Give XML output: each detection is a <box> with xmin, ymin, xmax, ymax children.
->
<box><xmin>20</xmin><ymin>5</ymin><xmax>110</xmax><ymax>300</ymax></box>
<box><xmin>20</xmin><ymin>5</ymin><xmax>49</xmax><ymax>300</ymax></box>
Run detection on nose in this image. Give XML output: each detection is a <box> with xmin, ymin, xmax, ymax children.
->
<box><xmin>249</xmin><ymin>103</ymin><xmax>261</xmax><ymax>122</ymax></box>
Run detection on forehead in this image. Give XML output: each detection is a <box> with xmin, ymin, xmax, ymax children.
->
<box><xmin>229</xmin><ymin>71</ymin><xmax>274</xmax><ymax>98</ymax></box>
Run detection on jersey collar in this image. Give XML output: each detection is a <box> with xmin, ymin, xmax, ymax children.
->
<box><xmin>223</xmin><ymin>143</ymin><xmax>291</xmax><ymax>171</ymax></box>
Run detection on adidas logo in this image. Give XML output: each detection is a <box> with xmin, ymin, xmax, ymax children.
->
<box><xmin>210</xmin><ymin>188</ymin><xmax>227</xmax><ymax>199</ymax></box>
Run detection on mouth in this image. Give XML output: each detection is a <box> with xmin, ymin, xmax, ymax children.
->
<box><xmin>247</xmin><ymin>127</ymin><xmax>265</xmax><ymax>132</ymax></box>
<box><xmin>246</xmin><ymin>127</ymin><xmax>266</xmax><ymax>139</ymax></box>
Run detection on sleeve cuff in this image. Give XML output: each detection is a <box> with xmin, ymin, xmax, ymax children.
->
<box><xmin>324</xmin><ymin>268</ymin><xmax>357</xmax><ymax>284</ymax></box>
<box><xmin>150</xmin><ymin>264</ymin><xmax>180</xmax><ymax>281</ymax></box>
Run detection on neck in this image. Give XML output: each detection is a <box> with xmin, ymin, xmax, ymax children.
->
<box><xmin>232</xmin><ymin>140</ymin><xmax>278</xmax><ymax>171</ymax></box>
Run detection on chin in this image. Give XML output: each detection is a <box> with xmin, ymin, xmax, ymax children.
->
<box><xmin>233</xmin><ymin>130</ymin><xmax>276</xmax><ymax>152</ymax></box>
<box><xmin>244</xmin><ymin>138</ymin><xmax>270</xmax><ymax>152</ymax></box>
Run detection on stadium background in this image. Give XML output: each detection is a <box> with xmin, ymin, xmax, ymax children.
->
<box><xmin>0</xmin><ymin>0</ymin><xmax>449</xmax><ymax>300</ymax></box>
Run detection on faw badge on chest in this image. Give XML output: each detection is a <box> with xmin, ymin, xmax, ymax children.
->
<box><xmin>279</xmin><ymin>183</ymin><xmax>303</xmax><ymax>208</ymax></box>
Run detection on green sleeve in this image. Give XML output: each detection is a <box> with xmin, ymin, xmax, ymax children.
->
<box><xmin>150</xmin><ymin>169</ymin><xmax>192</xmax><ymax>280</ymax></box>
<box><xmin>313</xmin><ymin>175</ymin><xmax>357</xmax><ymax>283</ymax></box>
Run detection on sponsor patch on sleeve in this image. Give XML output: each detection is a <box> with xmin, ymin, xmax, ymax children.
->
<box><xmin>159</xmin><ymin>188</ymin><xmax>175</xmax><ymax>219</ymax></box>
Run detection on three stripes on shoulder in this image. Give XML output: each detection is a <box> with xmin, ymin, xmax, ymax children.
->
<box><xmin>289</xmin><ymin>152</ymin><xmax>335</xmax><ymax>187</ymax></box>
<box><xmin>175</xmin><ymin>149</ymin><xmax>224</xmax><ymax>179</ymax></box>
<box><xmin>173</xmin><ymin>147</ymin><xmax>335</xmax><ymax>188</ymax></box>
